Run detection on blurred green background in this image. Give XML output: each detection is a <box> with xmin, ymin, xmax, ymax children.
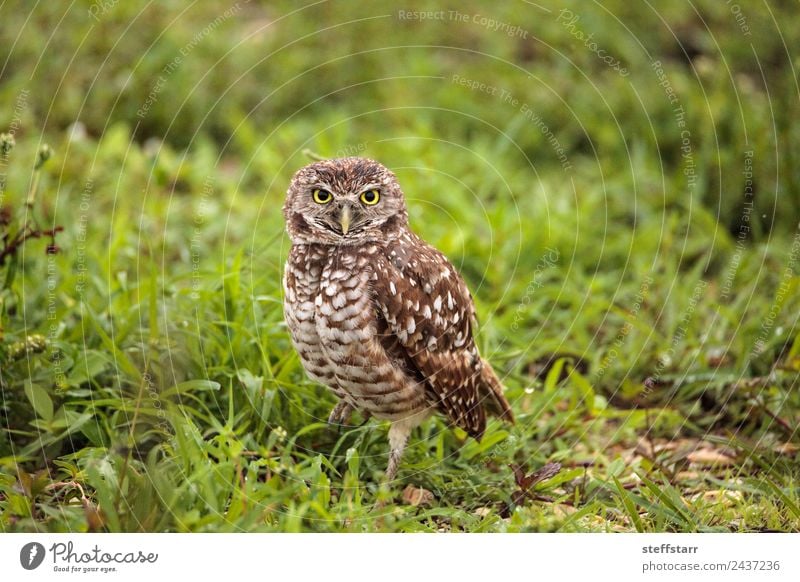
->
<box><xmin>1</xmin><ymin>1</ymin><xmax>798</xmax><ymax>532</ymax></box>
<box><xmin>2</xmin><ymin>0</ymin><xmax>799</xmax><ymax>232</ymax></box>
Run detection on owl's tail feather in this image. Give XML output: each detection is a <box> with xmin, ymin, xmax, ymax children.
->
<box><xmin>479</xmin><ymin>360</ymin><xmax>515</xmax><ymax>424</ymax></box>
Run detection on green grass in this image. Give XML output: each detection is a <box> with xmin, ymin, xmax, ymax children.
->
<box><xmin>1</xmin><ymin>0</ymin><xmax>799</xmax><ymax>532</ymax></box>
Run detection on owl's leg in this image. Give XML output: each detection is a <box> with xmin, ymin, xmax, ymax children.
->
<box><xmin>328</xmin><ymin>400</ymin><xmax>354</xmax><ymax>425</ymax></box>
<box><xmin>385</xmin><ymin>421</ymin><xmax>412</xmax><ymax>482</ymax></box>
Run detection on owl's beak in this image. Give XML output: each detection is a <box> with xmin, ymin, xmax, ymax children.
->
<box><xmin>339</xmin><ymin>205</ymin><xmax>352</xmax><ymax>235</ymax></box>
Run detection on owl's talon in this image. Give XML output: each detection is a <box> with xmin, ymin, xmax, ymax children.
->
<box><xmin>328</xmin><ymin>400</ymin><xmax>354</xmax><ymax>426</ymax></box>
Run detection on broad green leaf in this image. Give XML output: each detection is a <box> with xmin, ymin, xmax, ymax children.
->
<box><xmin>24</xmin><ymin>381</ymin><xmax>54</xmax><ymax>421</ymax></box>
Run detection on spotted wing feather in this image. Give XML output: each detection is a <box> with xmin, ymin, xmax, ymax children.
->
<box><xmin>373</xmin><ymin>232</ymin><xmax>512</xmax><ymax>438</ymax></box>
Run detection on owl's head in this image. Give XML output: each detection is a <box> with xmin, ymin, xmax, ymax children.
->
<box><xmin>283</xmin><ymin>157</ymin><xmax>408</xmax><ymax>245</ymax></box>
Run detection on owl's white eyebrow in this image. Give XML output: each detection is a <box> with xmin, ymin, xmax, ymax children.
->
<box><xmin>312</xmin><ymin>182</ymin><xmax>334</xmax><ymax>191</ymax></box>
<box><xmin>359</xmin><ymin>183</ymin><xmax>382</xmax><ymax>192</ymax></box>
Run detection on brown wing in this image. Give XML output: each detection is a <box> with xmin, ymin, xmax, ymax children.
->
<box><xmin>372</xmin><ymin>232</ymin><xmax>498</xmax><ymax>438</ymax></box>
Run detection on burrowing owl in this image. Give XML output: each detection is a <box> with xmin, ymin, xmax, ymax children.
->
<box><xmin>282</xmin><ymin>157</ymin><xmax>514</xmax><ymax>481</ymax></box>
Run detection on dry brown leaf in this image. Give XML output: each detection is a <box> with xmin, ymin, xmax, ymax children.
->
<box><xmin>774</xmin><ymin>442</ymin><xmax>799</xmax><ymax>456</ymax></box>
<box><xmin>473</xmin><ymin>507</ymin><xmax>492</xmax><ymax>518</ymax></box>
<box><xmin>691</xmin><ymin>490</ymin><xmax>743</xmax><ymax>504</ymax></box>
<box><xmin>635</xmin><ymin>437</ymin><xmax>677</xmax><ymax>458</ymax></box>
<box><xmin>402</xmin><ymin>485</ymin><xmax>435</xmax><ymax>507</ymax></box>
<box><xmin>706</xmin><ymin>347</ymin><xmax>731</xmax><ymax>368</ymax></box>
<box><xmin>675</xmin><ymin>471</ymin><xmax>701</xmax><ymax>481</ymax></box>
<box><xmin>82</xmin><ymin>497</ymin><xmax>106</xmax><ymax>531</ymax></box>
<box><xmin>687</xmin><ymin>448</ymin><xmax>736</xmax><ymax>466</ymax></box>
<box><xmin>552</xmin><ymin>504</ymin><xmax>577</xmax><ymax>518</ymax></box>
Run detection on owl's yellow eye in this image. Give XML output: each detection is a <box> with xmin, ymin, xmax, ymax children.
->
<box><xmin>313</xmin><ymin>189</ymin><xmax>332</xmax><ymax>204</ymax></box>
<box><xmin>360</xmin><ymin>189</ymin><xmax>380</xmax><ymax>205</ymax></box>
